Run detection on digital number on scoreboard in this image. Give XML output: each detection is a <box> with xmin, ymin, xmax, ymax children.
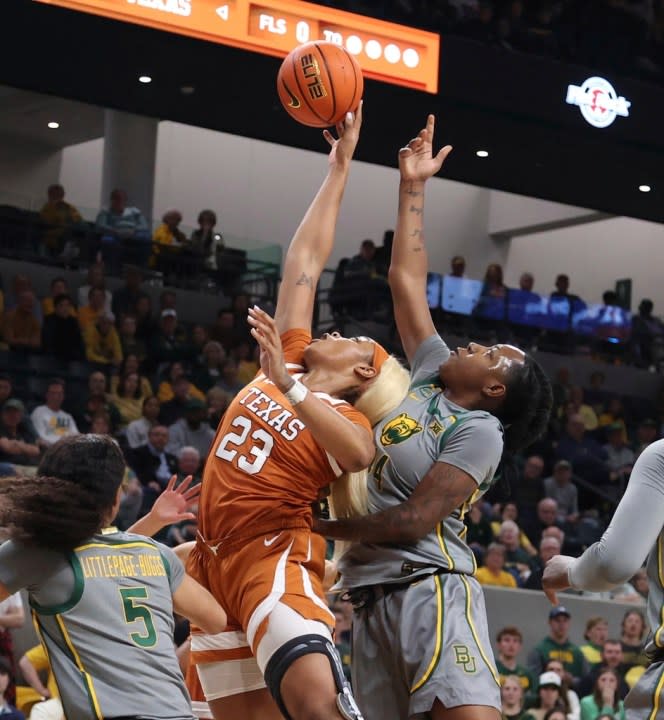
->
<box><xmin>34</xmin><ymin>0</ymin><xmax>440</xmax><ymax>93</ymax></box>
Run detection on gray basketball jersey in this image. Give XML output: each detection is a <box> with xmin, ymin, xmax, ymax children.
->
<box><xmin>339</xmin><ymin>334</ymin><xmax>504</xmax><ymax>588</ymax></box>
<box><xmin>0</xmin><ymin>530</ymin><xmax>194</xmax><ymax>720</ymax></box>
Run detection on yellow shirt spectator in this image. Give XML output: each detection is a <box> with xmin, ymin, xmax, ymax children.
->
<box><xmin>83</xmin><ymin>316</ymin><xmax>123</xmax><ymax>366</ymax></box>
<box><xmin>157</xmin><ymin>380</ymin><xmax>206</xmax><ymax>403</ymax></box>
<box><xmin>474</xmin><ymin>566</ymin><xmax>517</xmax><ymax>588</ymax></box>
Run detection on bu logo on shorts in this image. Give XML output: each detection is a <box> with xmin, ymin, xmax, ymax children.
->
<box><xmin>453</xmin><ymin>645</ymin><xmax>477</xmax><ymax>674</ymax></box>
<box><xmin>380</xmin><ymin>414</ymin><xmax>423</xmax><ymax>446</ymax></box>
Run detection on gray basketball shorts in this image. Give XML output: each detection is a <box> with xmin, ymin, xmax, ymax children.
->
<box><xmin>350</xmin><ymin>572</ymin><xmax>501</xmax><ymax>720</ymax></box>
<box><xmin>625</xmin><ymin>660</ymin><xmax>664</xmax><ymax>720</ymax></box>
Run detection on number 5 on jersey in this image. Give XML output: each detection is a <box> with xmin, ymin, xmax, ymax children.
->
<box><xmin>216</xmin><ymin>416</ymin><xmax>274</xmax><ymax>475</ymax></box>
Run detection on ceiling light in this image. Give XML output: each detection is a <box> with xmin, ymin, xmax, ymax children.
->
<box><xmin>476</xmin><ymin>150</ymin><xmax>489</xmax><ymax>158</ymax></box>
<box><xmin>639</xmin><ymin>184</ymin><xmax>651</xmax><ymax>193</ymax></box>
<box><xmin>180</xmin><ymin>85</ymin><xmax>195</xmax><ymax>95</ymax></box>
<box><xmin>138</xmin><ymin>75</ymin><xmax>152</xmax><ymax>84</ymax></box>
<box><xmin>47</xmin><ymin>121</ymin><xmax>60</xmax><ymax>129</ymax></box>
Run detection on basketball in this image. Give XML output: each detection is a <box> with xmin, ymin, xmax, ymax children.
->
<box><xmin>277</xmin><ymin>41</ymin><xmax>363</xmax><ymax>128</ymax></box>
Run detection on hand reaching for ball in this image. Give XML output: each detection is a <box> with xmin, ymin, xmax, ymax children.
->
<box><xmin>323</xmin><ymin>100</ymin><xmax>363</xmax><ymax>169</ymax></box>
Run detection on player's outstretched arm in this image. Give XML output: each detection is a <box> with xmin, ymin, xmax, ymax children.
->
<box><xmin>127</xmin><ymin>474</ymin><xmax>200</xmax><ymax>537</ymax></box>
<box><xmin>274</xmin><ymin>103</ymin><xmax>362</xmax><ymax>335</ymax></box>
<box><xmin>389</xmin><ymin>115</ymin><xmax>452</xmax><ymax>363</ymax></box>
<box><xmin>172</xmin><ymin>574</ymin><xmax>227</xmax><ymax>636</ymax></box>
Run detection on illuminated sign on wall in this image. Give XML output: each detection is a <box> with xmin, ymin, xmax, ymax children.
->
<box><xmin>565</xmin><ymin>76</ymin><xmax>631</xmax><ymax>128</ymax></box>
<box><xmin>34</xmin><ymin>0</ymin><xmax>440</xmax><ymax>93</ymax></box>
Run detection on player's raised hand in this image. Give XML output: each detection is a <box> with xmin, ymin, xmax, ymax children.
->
<box><xmin>398</xmin><ymin>114</ymin><xmax>452</xmax><ymax>183</ymax></box>
<box><xmin>542</xmin><ymin>554</ymin><xmax>576</xmax><ymax>606</ymax></box>
<box><xmin>248</xmin><ymin>305</ymin><xmax>292</xmax><ymax>391</ymax></box>
<box><xmin>151</xmin><ymin>475</ymin><xmax>201</xmax><ymax>525</ymax></box>
<box><xmin>323</xmin><ymin>100</ymin><xmax>363</xmax><ymax>169</ymax></box>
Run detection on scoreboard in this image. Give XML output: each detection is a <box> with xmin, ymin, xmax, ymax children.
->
<box><xmin>34</xmin><ymin>0</ymin><xmax>440</xmax><ymax>92</ymax></box>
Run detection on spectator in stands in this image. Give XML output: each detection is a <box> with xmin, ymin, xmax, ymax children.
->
<box><xmin>524</xmin><ymin>534</ymin><xmax>562</xmax><ymax>590</ymax></box>
<box><xmin>112</xmin><ymin>266</ymin><xmax>148</xmax><ymax>319</ymax></box>
<box><xmin>528</xmin><ymin>606</ymin><xmax>586</xmax><ymax>687</ymax></box>
<box><xmin>41</xmin><ymin>293</ymin><xmax>84</xmax><ymax>361</ymax></box>
<box><xmin>159</xmin><ymin>290</ymin><xmax>178</xmax><ymax>314</ymax></box>
<box><xmin>0</xmin><ymin>399</ymin><xmax>40</xmax><ymax>468</ymax></box>
<box><xmin>191</xmin><ymin>324</ymin><xmax>210</xmax><ymax>366</ymax></box>
<box><xmin>134</xmin><ymin>294</ymin><xmax>156</xmax><ymax>345</ymax></box>
<box><xmin>544</xmin><ymin>658</ymin><xmax>581</xmax><ymax>720</ymax></box>
<box><xmin>209</xmin><ymin>308</ymin><xmax>240</xmax><ymax>352</ymax></box>
<box><xmin>95</xmin><ymin>188</ymin><xmax>149</xmax><ymax>241</ymax></box>
<box><xmin>30</xmin><ymin>379</ymin><xmax>79</xmax><ymax>447</ymax></box>
<box><xmin>520</xmin><ymin>272</ymin><xmax>535</xmax><ymax>292</ymax></box>
<box><xmin>633</xmin><ymin>418</ymin><xmax>659</xmax><ymax>457</ymax></box>
<box><xmin>77</xmin><ymin>263</ymin><xmax>112</xmax><ymax>314</ymax></box>
<box><xmin>126</xmin><ymin>395</ymin><xmax>161</xmax><ymax>450</ymax></box>
<box><xmin>579</xmin><ymin>669</ymin><xmax>625</xmax><ymax>720</ymax></box>
<box><xmin>39</xmin><ymin>182</ymin><xmax>82</xmax><ymax>255</ymax></box>
<box><xmin>551</xmin><ymin>274</ymin><xmax>582</xmax><ymax>304</ymax></box>
<box><xmin>619</xmin><ymin>610</ymin><xmax>648</xmax><ymax>671</ymax></box>
<box><xmin>176</xmin><ymin>445</ymin><xmax>202</xmax><ymax>483</ymax></box>
<box><xmin>500</xmin><ymin>675</ymin><xmax>527</xmax><ymax>720</ymax></box>
<box><xmin>345</xmin><ymin>238</ymin><xmax>377</xmax><ymax>280</ymax></box>
<box><xmin>206</xmin><ymin>386</ymin><xmax>230</xmax><ymax>429</ymax></box>
<box><xmin>511</xmin><ymin>454</ymin><xmax>546</xmax><ymax>521</ymax></box>
<box><xmin>523</xmin><ymin>671</ymin><xmax>566</xmax><ymax>720</ymax></box>
<box><xmin>2</xmin><ymin>291</ymin><xmax>40</xmax><ymax>352</ymax></box>
<box><xmin>233</xmin><ymin>341</ymin><xmax>258</xmax><ymax>384</ymax></box>
<box><xmin>5</xmin><ymin>275</ymin><xmax>42</xmax><ymax>323</ymax></box>
<box><xmin>18</xmin><ymin>643</ymin><xmax>61</xmax><ymax>720</ymax></box>
<box><xmin>584</xmin><ymin>371</ymin><xmax>608</xmax><ymax>414</ymax></box>
<box><xmin>498</xmin><ymin>520</ymin><xmax>533</xmax><ymax>585</ymax></box>
<box><xmin>90</xmin><ymin>410</ymin><xmax>112</xmax><ymax>436</ymax></box>
<box><xmin>543</xmin><ymin>460</ymin><xmax>579</xmax><ymax>526</ymax></box>
<box><xmin>83</xmin><ymin>311</ymin><xmax>122</xmax><ymax>368</ymax></box>
<box><xmin>156</xmin><ymin>362</ymin><xmax>205</xmax><ymax>404</ymax></box>
<box><xmin>552</xmin><ymin>367</ymin><xmax>572</xmax><ymax>415</ymax></box>
<box><xmin>495</xmin><ymin>627</ymin><xmax>536</xmax><ymax>698</ymax></box>
<box><xmin>475</xmin><ymin>262</ymin><xmax>508</xmax><ymax>325</ymax></box>
<box><xmin>449</xmin><ymin>254</ymin><xmax>465</xmax><ymax>277</ymax></box>
<box><xmin>166</xmin><ymin>398</ymin><xmax>214</xmax><ymax>459</ymax></box>
<box><xmin>130</xmin><ymin>424</ymin><xmax>177</xmax><ymax>512</ymax></box>
<box><xmin>150</xmin><ymin>309</ymin><xmax>193</xmax><ymax>370</ymax></box>
<box><xmin>189</xmin><ymin>209</ymin><xmax>224</xmax><ymax>270</ymax></box>
<box><xmin>109</xmin><ymin>371</ymin><xmax>147</xmax><ymax>427</ymax></box>
<box><xmin>159</xmin><ymin>376</ymin><xmax>195</xmax><ymax>427</ymax></box>
<box><xmin>216</xmin><ymin>357</ymin><xmax>243</xmax><ymax>396</ymax></box>
<box><xmin>567</xmin><ymin>386</ymin><xmax>598</xmax><ymax>431</ymax></box>
<box><xmin>0</xmin><ymin>658</ymin><xmax>22</xmax><ymax>720</ymax></box>
<box><xmin>524</xmin><ymin>498</ymin><xmax>561</xmax><ymax>549</ymax></box>
<box><xmin>71</xmin><ymin>370</ymin><xmax>121</xmax><ymax>434</ymax></box>
<box><xmin>631</xmin><ymin>298</ymin><xmax>664</xmax><ymax>368</ymax></box>
<box><xmin>152</xmin><ymin>210</ymin><xmax>186</xmax><ymax>268</ymax></box>
<box><xmin>603</xmin><ymin>422</ymin><xmax>634</xmax><ymax>484</ymax></box>
<box><xmin>579</xmin><ymin>617</ymin><xmax>609</xmax><ymax>669</ymax></box>
<box><xmin>578</xmin><ymin>640</ymin><xmax>629</xmax><ymax>700</ymax></box>
<box><xmin>78</xmin><ymin>286</ymin><xmax>108</xmax><ymax>329</ymax></box>
<box><xmin>111</xmin><ymin>354</ymin><xmax>152</xmax><ymax>398</ymax></box>
<box><xmin>42</xmin><ymin>277</ymin><xmax>77</xmax><ymax>317</ymax></box>
<box><xmin>475</xmin><ymin>542</ymin><xmax>517</xmax><ymax>588</ymax></box>
<box><xmin>556</xmin><ymin>413</ymin><xmax>610</xmax><ymax>486</ymax></box>
<box><xmin>465</xmin><ymin>500</ymin><xmax>493</xmax><ymax>562</ymax></box>
<box><xmin>117</xmin><ymin>315</ymin><xmax>146</xmax><ymax>363</ymax></box>
<box><xmin>597</xmin><ymin>398</ymin><xmax>628</xmax><ymax>441</ymax></box>
<box><xmin>191</xmin><ymin>341</ymin><xmax>226</xmax><ymax>392</ymax></box>
<box><xmin>491</xmin><ymin>501</ymin><xmax>537</xmax><ymax>556</ymax></box>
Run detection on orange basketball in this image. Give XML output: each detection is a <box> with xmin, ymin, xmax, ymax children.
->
<box><xmin>277</xmin><ymin>41</ymin><xmax>363</xmax><ymax>128</ymax></box>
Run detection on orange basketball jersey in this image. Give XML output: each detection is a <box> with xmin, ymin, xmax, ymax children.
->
<box><xmin>198</xmin><ymin>329</ymin><xmax>371</xmax><ymax>551</ymax></box>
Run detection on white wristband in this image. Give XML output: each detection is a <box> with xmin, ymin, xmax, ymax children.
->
<box><xmin>284</xmin><ymin>379</ymin><xmax>308</xmax><ymax>406</ymax></box>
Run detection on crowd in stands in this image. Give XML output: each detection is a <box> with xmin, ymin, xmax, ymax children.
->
<box><xmin>323</xmin><ymin>0</ymin><xmax>664</xmax><ymax>82</ymax></box>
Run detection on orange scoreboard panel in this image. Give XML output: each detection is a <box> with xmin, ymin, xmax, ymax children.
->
<box><xmin>33</xmin><ymin>0</ymin><xmax>440</xmax><ymax>93</ymax></box>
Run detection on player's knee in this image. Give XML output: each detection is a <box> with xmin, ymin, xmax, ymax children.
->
<box><xmin>264</xmin><ymin>635</ymin><xmax>363</xmax><ymax>720</ymax></box>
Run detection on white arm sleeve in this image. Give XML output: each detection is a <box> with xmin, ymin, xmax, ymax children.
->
<box><xmin>569</xmin><ymin>440</ymin><xmax>664</xmax><ymax>592</ymax></box>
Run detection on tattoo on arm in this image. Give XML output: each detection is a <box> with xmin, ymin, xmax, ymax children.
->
<box><xmin>409</xmin><ymin>205</ymin><xmax>423</xmax><ymax>216</ymax></box>
<box><xmin>405</xmin><ymin>183</ymin><xmax>424</xmax><ymax>198</ymax></box>
<box><xmin>295</xmin><ymin>272</ymin><xmax>314</xmax><ymax>289</ymax></box>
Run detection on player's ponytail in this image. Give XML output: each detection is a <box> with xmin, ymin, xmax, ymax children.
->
<box><xmin>0</xmin><ymin>435</ymin><xmax>126</xmax><ymax>551</ymax></box>
<box><xmin>493</xmin><ymin>356</ymin><xmax>553</xmax><ymax>489</ymax></box>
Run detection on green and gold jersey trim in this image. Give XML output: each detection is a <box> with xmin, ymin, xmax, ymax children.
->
<box><xmin>30</xmin><ymin>552</ymin><xmax>85</xmax><ymax>616</ymax></box>
<box><xmin>410</xmin><ymin>574</ymin><xmax>445</xmax><ymax>693</ymax></box>
<box><xmin>460</xmin><ymin>575</ymin><xmax>500</xmax><ymax>687</ymax></box>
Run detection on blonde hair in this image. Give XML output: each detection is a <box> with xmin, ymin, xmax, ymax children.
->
<box><xmin>329</xmin><ymin>356</ymin><xmax>410</xmax><ymax>561</ymax></box>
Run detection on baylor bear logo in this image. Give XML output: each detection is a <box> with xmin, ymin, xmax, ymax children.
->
<box><xmin>380</xmin><ymin>413</ymin><xmax>423</xmax><ymax>446</ymax></box>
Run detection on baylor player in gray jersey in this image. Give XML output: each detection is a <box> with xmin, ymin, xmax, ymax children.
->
<box><xmin>315</xmin><ymin>116</ymin><xmax>552</xmax><ymax>720</ymax></box>
<box><xmin>0</xmin><ymin>435</ymin><xmax>227</xmax><ymax>720</ymax></box>
<box><xmin>544</xmin><ymin>439</ymin><xmax>664</xmax><ymax>720</ymax></box>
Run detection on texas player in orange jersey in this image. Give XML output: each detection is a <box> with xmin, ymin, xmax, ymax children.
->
<box><xmin>186</xmin><ymin>104</ymin><xmax>408</xmax><ymax>720</ymax></box>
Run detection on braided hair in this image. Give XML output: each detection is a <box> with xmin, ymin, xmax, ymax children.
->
<box><xmin>0</xmin><ymin>435</ymin><xmax>125</xmax><ymax>551</ymax></box>
<box><xmin>493</xmin><ymin>355</ymin><xmax>553</xmax><ymax>488</ymax></box>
